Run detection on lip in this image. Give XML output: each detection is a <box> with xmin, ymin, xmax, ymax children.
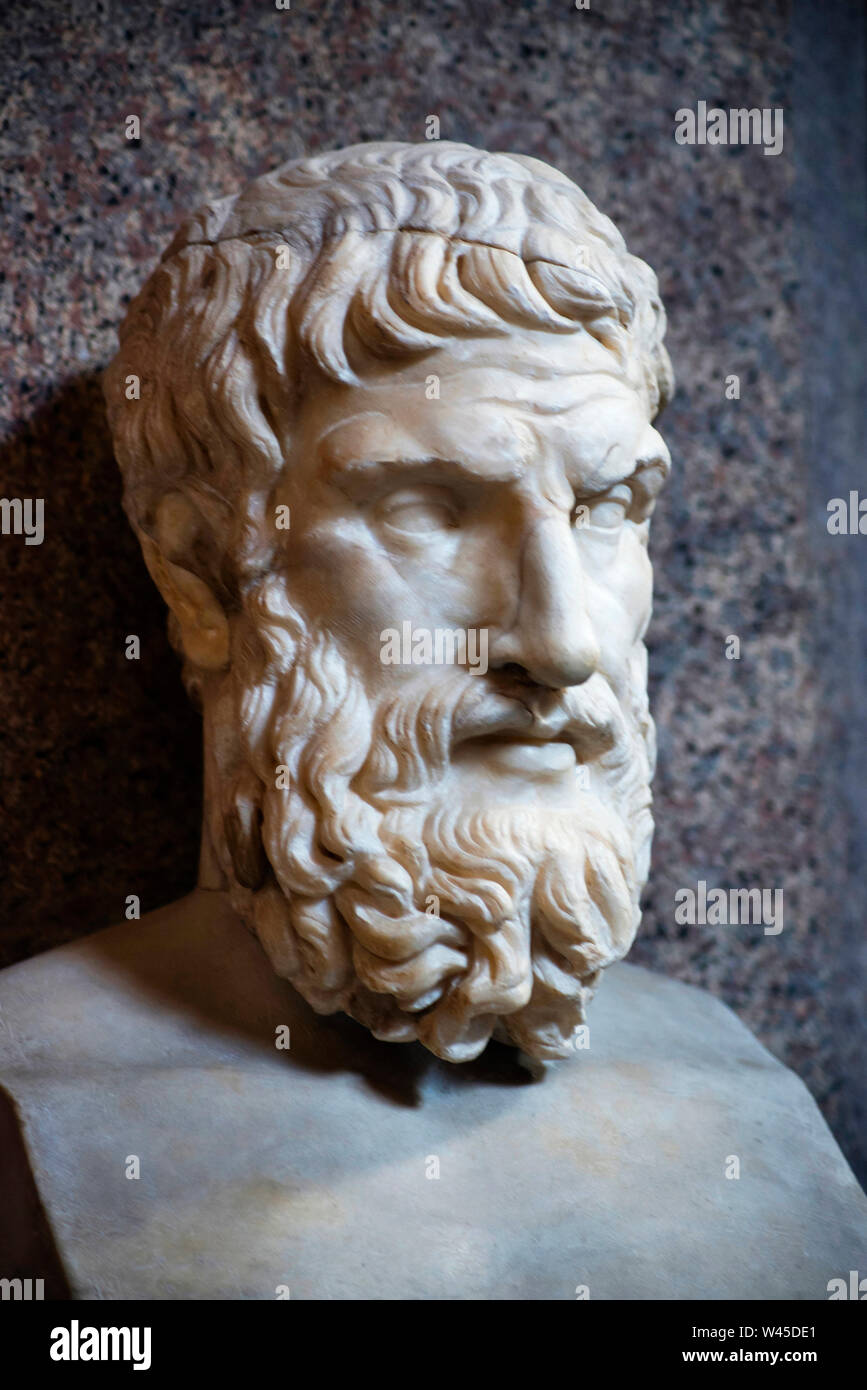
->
<box><xmin>474</xmin><ymin>736</ymin><xmax>577</xmax><ymax>776</ymax></box>
<box><xmin>452</xmin><ymin>689</ymin><xmax>618</xmax><ymax>763</ymax></box>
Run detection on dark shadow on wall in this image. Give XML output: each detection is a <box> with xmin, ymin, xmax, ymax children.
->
<box><xmin>0</xmin><ymin>374</ymin><xmax>201</xmax><ymax>968</ymax></box>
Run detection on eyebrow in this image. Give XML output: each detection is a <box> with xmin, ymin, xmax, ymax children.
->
<box><xmin>326</xmin><ymin>452</ymin><xmax>668</xmax><ymax>514</ymax></box>
<box><xmin>324</xmin><ymin>453</ymin><xmax>527</xmax><ymax>492</ymax></box>
<box><xmin>316</xmin><ymin>410</ymin><xmax>669</xmax><ymax>497</ymax></box>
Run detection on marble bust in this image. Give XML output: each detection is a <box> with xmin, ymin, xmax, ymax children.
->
<box><xmin>105</xmin><ymin>140</ymin><xmax>674</xmax><ymax>1061</ymax></box>
<box><xmin>1</xmin><ymin>143</ymin><xmax>865</xmax><ymax>1300</ymax></box>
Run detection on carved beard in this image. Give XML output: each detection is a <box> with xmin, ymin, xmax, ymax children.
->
<box><xmin>211</xmin><ymin>578</ymin><xmax>656</xmax><ymax>1063</ymax></box>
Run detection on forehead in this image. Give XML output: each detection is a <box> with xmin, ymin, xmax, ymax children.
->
<box><xmin>299</xmin><ymin>332</ymin><xmax>654</xmax><ymax>491</ymax></box>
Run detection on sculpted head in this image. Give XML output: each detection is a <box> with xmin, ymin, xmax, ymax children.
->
<box><xmin>104</xmin><ymin>141</ymin><xmax>673</xmax><ymax>1062</ymax></box>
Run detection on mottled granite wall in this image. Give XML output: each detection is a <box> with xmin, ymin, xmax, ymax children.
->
<box><xmin>2</xmin><ymin>0</ymin><xmax>865</xmax><ymax>1179</ymax></box>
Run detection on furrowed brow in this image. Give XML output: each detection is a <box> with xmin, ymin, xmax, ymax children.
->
<box><xmin>571</xmin><ymin>432</ymin><xmax>671</xmax><ymax>495</ymax></box>
<box><xmin>328</xmin><ymin>455</ymin><xmax>527</xmax><ymax>500</ymax></box>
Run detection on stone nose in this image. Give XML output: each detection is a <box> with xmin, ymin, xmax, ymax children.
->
<box><xmin>489</xmin><ymin>514</ymin><xmax>600</xmax><ymax>690</ymax></box>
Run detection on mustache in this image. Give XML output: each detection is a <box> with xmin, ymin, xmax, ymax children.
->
<box><xmin>449</xmin><ymin>670</ymin><xmax>623</xmax><ymax>762</ymax></box>
<box><xmin>358</xmin><ymin>667</ymin><xmax>628</xmax><ymax>807</ymax></box>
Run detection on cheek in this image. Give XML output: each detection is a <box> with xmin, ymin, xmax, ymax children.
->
<box><xmin>619</xmin><ymin>533</ymin><xmax>654</xmax><ymax>638</ymax></box>
<box><xmin>295</xmin><ymin>508</ymin><xmax>514</xmax><ymax>628</ymax></box>
<box><xmin>394</xmin><ymin>532</ymin><xmax>514</xmax><ymax>627</ymax></box>
<box><xmin>377</xmin><ymin>503</ymin><xmax>530</xmax><ymax>627</ymax></box>
<box><xmin>585</xmin><ymin>531</ymin><xmax>653</xmax><ymax>655</ymax></box>
<box><xmin>282</xmin><ymin>518</ymin><xmax>480</xmax><ymax>686</ymax></box>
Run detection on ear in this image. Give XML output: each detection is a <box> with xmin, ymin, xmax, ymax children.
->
<box><xmin>139</xmin><ymin>493</ymin><xmax>230</xmax><ymax>671</ymax></box>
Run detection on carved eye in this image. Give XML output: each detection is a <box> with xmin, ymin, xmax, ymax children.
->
<box><xmin>575</xmin><ymin>483</ymin><xmax>633</xmax><ymax>533</ymax></box>
<box><xmin>378</xmin><ymin>488</ymin><xmax>458</xmax><ymax>536</ymax></box>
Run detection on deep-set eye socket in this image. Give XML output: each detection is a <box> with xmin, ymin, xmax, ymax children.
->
<box><xmin>572</xmin><ymin>482</ymin><xmax>634</xmax><ymax>533</ymax></box>
<box><xmin>377</xmin><ymin>486</ymin><xmax>459</xmax><ymax>536</ymax></box>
